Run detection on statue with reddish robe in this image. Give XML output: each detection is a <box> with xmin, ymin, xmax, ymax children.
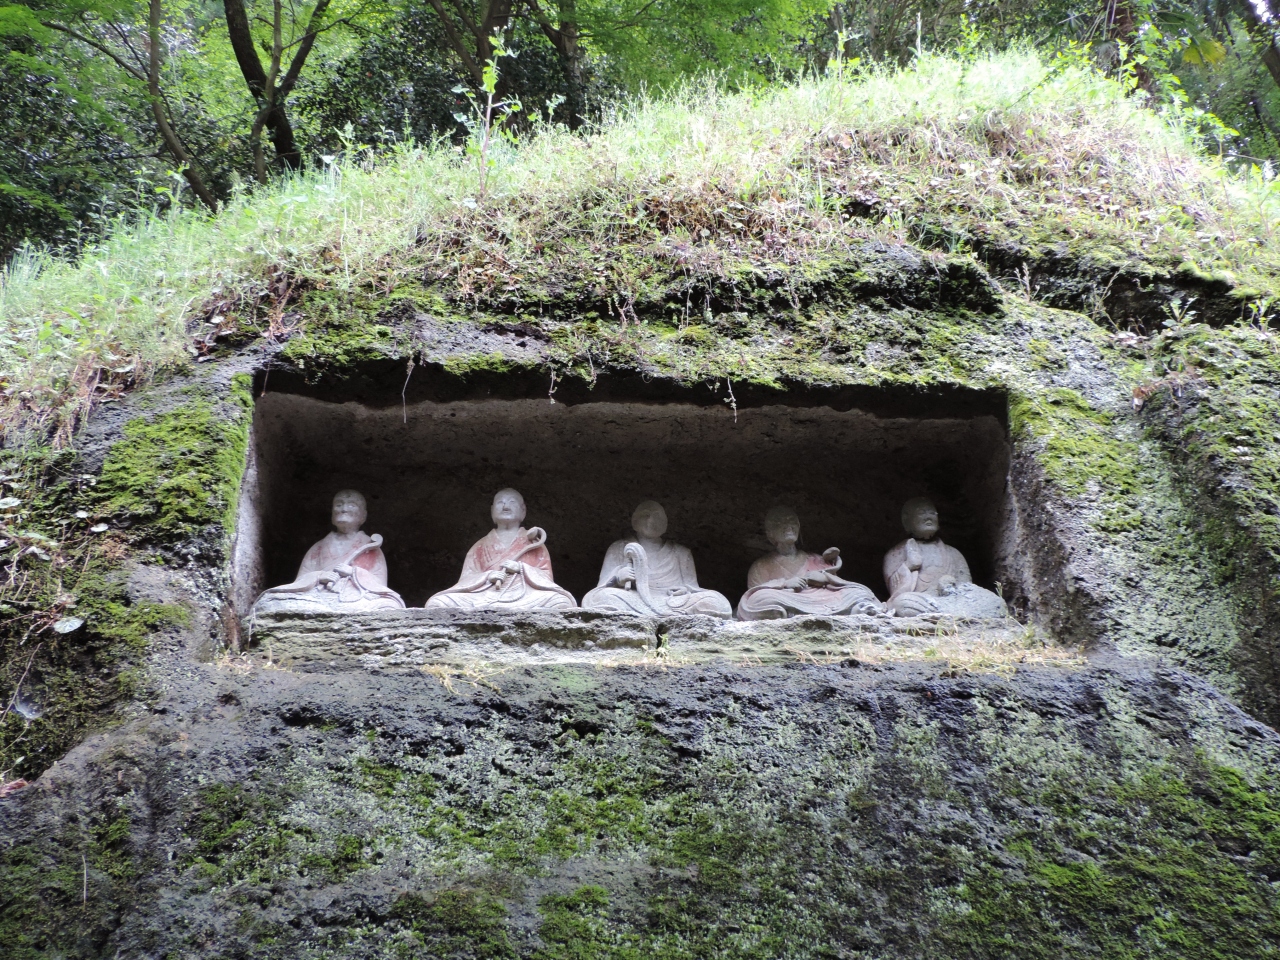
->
<box><xmin>425</xmin><ymin>488</ymin><xmax>576</xmax><ymax>612</ymax></box>
<box><xmin>254</xmin><ymin>489</ymin><xmax>405</xmax><ymax>614</ymax></box>
<box><xmin>736</xmin><ymin>506</ymin><xmax>881</xmax><ymax>621</ymax></box>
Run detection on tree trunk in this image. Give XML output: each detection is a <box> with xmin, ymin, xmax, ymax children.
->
<box><xmin>222</xmin><ymin>0</ymin><xmax>302</xmax><ymax>170</ymax></box>
<box><xmin>148</xmin><ymin>0</ymin><xmax>219</xmax><ymax>211</ymax></box>
<box><xmin>529</xmin><ymin>0</ymin><xmax>584</xmax><ymax>128</ymax></box>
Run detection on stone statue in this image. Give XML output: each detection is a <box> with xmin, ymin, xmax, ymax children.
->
<box><xmin>581</xmin><ymin>501</ymin><xmax>733</xmax><ymax>618</ymax></box>
<box><xmin>882</xmin><ymin>497</ymin><xmax>1007</xmax><ymax>618</ymax></box>
<box><xmin>736</xmin><ymin>506</ymin><xmax>882</xmax><ymax>620</ymax></box>
<box><xmin>425</xmin><ymin>488</ymin><xmax>575</xmax><ymax>612</ymax></box>
<box><xmin>253</xmin><ymin>489</ymin><xmax>405</xmax><ymax>614</ymax></box>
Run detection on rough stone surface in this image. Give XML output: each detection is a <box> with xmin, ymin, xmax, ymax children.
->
<box><xmin>246</xmin><ymin>608</ymin><xmax>1025</xmax><ymax>668</ymax></box>
<box><xmin>5</xmin><ymin>632</ymin><xmax>1280</xmax><ymax>959</ymax></box>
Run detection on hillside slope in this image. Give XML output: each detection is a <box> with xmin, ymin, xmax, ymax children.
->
<box><xmin>2</xmin><ymin>51</ymin><xmax>1280</xmax><ymax>958</ymax></box>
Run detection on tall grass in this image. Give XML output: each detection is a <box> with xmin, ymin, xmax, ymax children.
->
<box><xmin>3</xmin><ymin>50</ymin><xmax>1278</xmax><ymax>442</ymax></box>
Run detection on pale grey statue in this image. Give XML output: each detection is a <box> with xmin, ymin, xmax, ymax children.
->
<box><xmin>425</xmin><ymin>488</ymin><xmax>576</xmax><ymax>612</ymax></box>
<box><xmin>736</xmin><ymin>506</ymin><xmax>881</xmax><ymax>620</ymax></box>
<box><xmin>882</xmin><ymin>497</ymin><xmax>1007</xmax><ymax>618</ymax></box>
<box><xmin>581</xmin><ymin>500</ymin><xmax>732</xmax><ymax>618</ymax></box>
<box><xmin>254</xmin><ymin>489</ymin><xmax>405</xmax><ymax>614</ymax></box>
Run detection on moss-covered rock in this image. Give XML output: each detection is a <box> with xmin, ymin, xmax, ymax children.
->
<box><xmin>4</xmin><ymin>659</ymin><xmax>1280</xmax><ymax>959</ymax></box>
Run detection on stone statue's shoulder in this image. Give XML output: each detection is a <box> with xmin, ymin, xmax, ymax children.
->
<box><xmin>665</xmin><ymin>540</ymin><xmax>694</xmax><ymax>561</ymax></box>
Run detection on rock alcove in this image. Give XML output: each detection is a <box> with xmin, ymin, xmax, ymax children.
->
<box><xmin>230</xmin><ymin>366</ymin><xmax>1016</xmax><ymax>619</ymax></box>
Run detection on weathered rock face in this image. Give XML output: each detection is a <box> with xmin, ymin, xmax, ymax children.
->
<box><xmin>4</xmin><ymin>165</ymin><xmax>1280</xmax><ymax>958</ymax></box>
<box><xmin>5</xmin><ymin>634</ymin><xmax>1280</xmax><ymax>959</ymax></box>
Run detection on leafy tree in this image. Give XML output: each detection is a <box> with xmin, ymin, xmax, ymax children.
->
<box><xmin>0</xmin><ymin>34</ymin><xmax>156</xmax><ymax>259</ymax></box>
<box><xmin>421</xmin><ymin>0</ymin><xmax>832</xmax><ymax>127</ymax></box>
<box><xmin>218</xmin><ymin>0</ymin><xmax>375</xmax><ymax>179</ymax></box>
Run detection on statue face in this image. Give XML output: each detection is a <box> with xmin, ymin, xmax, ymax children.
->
<box><xmin>765</xmin><ymin>510</ymin><xmax>801</xmax><ymax>550</ymax></box>
<box><xmin>331</xmin><ymin>490</ymin><xmax>367</xmax><ymax>534</ymax></box>
<box><xmin>491</xmin><ymin>489</ymin><xmax>527</xmax><ymax>527</ymax></box>
<box><xmin>906</xmin><ymin>501</ymin><xmax>940</xmax><ymax>540</ymax></box>
<box><xmin>631</xmin><ymin>501</ymin><xmax>668</xmax><ymax>540</ymax></box>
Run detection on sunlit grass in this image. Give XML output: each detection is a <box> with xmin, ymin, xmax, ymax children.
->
<box><xmin>4</xmin><ymin>49</ymin><xmax>1279</xmax><ymax>441</ymax></box>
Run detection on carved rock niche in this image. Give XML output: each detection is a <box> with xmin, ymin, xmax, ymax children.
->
<box><xmin>229</xmin><ymin>373</ymin><xmax>1015</xmax><ymax>620</ymax></box>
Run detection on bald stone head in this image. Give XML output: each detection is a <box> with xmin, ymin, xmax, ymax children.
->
<box><xmin>631</xmin><ymin>501</ymin><xmax>669</xmax><ymax>540</ymax></box>
<box><xmin>901</xmin><ymin>497</ymin><xmax>940</xmax><ymax>541</ymax></box>
<box><xmin>491</xmin><ymin>488</ymin><xmax>527</xmax><ymax>530</ymax></box>
<box><xmin>331</xmin><ymin>489</ymin><xmax>367</xmax><ymax>534</ymax></box>
<box><xmin>764</xmin><ymin>505</ymin><xmax>801</xmax><ymax>551</ymax></box>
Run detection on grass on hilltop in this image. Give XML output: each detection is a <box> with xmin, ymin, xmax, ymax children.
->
<box><xmin>3</xmin><ymin>49</ymin><xmax>1280</xmax><ymax>442</ymax></box>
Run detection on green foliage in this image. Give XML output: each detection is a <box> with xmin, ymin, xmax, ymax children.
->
<box><xmin>9</xmin><ymin>50</ymin><xmax>1280</xmax><ymax>438</ymax></box>
<box><xmin>574</xmin><ymin>0</ymin><xmax>831</xmax><ymax>90</ymax></box>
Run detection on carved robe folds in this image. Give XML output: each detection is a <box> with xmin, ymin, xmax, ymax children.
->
<box><xmin>882</xmin><ymin>497</ymin><xmax>1007</xmax><ymax>619</ymax></box>
<box><xmin>425</xmin><ymin>527</ymin><xmax>576</xmax><ymax>612</ymax></box>
<box><xmin>736</xmin><ymin>506</ymin><xmax>881</xmax><ymax>621</ymax></box>
<box><xmin>736</xmin><ymin>552</ymin><xmax>880</xmax><ymax>620</ymax></box>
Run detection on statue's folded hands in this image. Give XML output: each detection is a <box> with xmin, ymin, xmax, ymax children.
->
<box><xmin>882</xmin><ymin>498</ymin><xmax>1007</xmax><ymax>619</ymax></box>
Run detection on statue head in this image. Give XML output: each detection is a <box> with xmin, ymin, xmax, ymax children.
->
<box><xmin>764</xmin><ymin>506</ymin><xmax>801</xmax><ymax>551</ymax></box>
<box><xmin>491</xmin><ymin>488</ymin><xmax>527</xmax><ymax>530</ymax></box>
<box><xmin>901</xmin><ymin>497</ymin><xmax>940</xmax><ymax>540</ymax></box>
<box><xmin>631</xmin><ymin>500</ymin><xmax>668</xmax><ymax>540</ymax></box>
<box><xmin>331</xmin><ymin>489</ymin><xmax>367</xmax><ymax>534</ymax></box>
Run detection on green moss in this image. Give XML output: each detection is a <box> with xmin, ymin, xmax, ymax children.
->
<box><xmin>0</xmin><ymin>807</ymin><xmax>140</xmax><ymax>960</ymax></box>
<box><xmin>534</xmin><ymin>886</ymin><xmax>641</xmax><ymax>960</ymax></box>
<box><xmin>301</xmin><ymin>834</ymin><xmax>368</xmax><ymax>883</ymax></box>
<box><xmin>0</xmin><ymin>565</ymin><xmax>186</xmax><ymax>779</ymax></box>
<box><xmin>939</xmin><ymin>758</ymin><xmax>1280</xmax><ymax>958</ymax></box>
<box><xmin>96</xmin><ymin>376</ymin><xmax>252</xmax><ymax>542</ymax></box>
<box><xmin>278</xmin><ymin>289</ymin><xmax>404</xmax><ymax>372</ymax></box>
<box><xmin>355</xmin><ymin>756</ymin><xmax>403</xmax><ymax>797</ymax></box>
<box><xmin>1010</xmin><ymin>387</ymin><xmax>1142</xmax><ymax>498</ymax></box>
<box><xmin>185</xmin><ymin>781</ymin><xmax>293</xmax><ymax>880</ymax></box>
<box><xmin>390</xmin><ymin>889</ymin><xmax>517</xmax><ymax>959</ymax></box>
<box><xmin>442</xmin><ymin>351</ymin><xmax>515</xmax><ymax>376</ymax></box>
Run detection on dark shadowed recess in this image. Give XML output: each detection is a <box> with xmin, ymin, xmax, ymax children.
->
<box><xmin>234</xmin><ymin>364</ymin><xmax>1012</xmax><ymax>610</ymax></box>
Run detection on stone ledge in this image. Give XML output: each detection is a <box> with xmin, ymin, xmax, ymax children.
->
<box><xmin>243</xmin><ymin>608</ymin><xmax>1032</xmax><ymax>669</ymax></box>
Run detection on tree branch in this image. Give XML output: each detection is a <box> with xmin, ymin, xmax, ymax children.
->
<box><xmin>146</xmin><ymin>0</ymin><xmax>218</xmax><ymax>211</ymax></box>
<box><xmin>41</xmin><ymin>22</ymin><xmax>146</xmax><ymax>82</ymax></box>
<box><xmin>446</xmin><ymin>0</ymin><xmax>486</xmax><ymax>45</ymax></box>
<box><xmin>426</xmin><ymin>0</ymin><xmax>485</xmax><ymax>84</ymax></box>
<box><xmin>278</xmin><ymin>0</ymin><xmax>332</xmax><ymax>97</ymax></box>
<box><xmin>222</xmin><ymin>0</ymin><xmax>269</xmax><ymax>96</ymax></box>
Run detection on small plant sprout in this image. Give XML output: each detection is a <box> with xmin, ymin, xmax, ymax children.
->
<box><xmin>452</xmin><ymin>31</ymin><xmax>523</xmax><ymax>201</ymax></box>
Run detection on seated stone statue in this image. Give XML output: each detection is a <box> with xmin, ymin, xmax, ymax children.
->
<box><xmin>882</xmin><ymin>497</ymin><xmax>1007</xmax><ymax>619</ymax></box>
<box><xmin>425</xmin><ymin>488</ymin><xmax>575</xmax><ymax>612</ymax></box>
<box><xmin>581</xmin><ymin>501</ymin><xmax>732</xmax><ymax>618</ymax></box>
<box><xmin>254</xmin><ymin>489</ymin><xmax>405</xmax><ymax>614</ymax></box>
<box><xmin>736</xmin><ymin>506</ymin><xmax>882</xmax><ymax>621</ymax></box>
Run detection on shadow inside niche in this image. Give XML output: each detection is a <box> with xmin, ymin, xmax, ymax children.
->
<box><xmin>232</xmin><ymin>383</ymin><xmax>1012</xmax><ymax>613</ymax></box>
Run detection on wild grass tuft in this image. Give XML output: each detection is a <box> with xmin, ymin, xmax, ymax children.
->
<box><xmin>4</xmin><ymin>49</ymin><xmax>1279</xmax><ymax>440</ymax></box>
